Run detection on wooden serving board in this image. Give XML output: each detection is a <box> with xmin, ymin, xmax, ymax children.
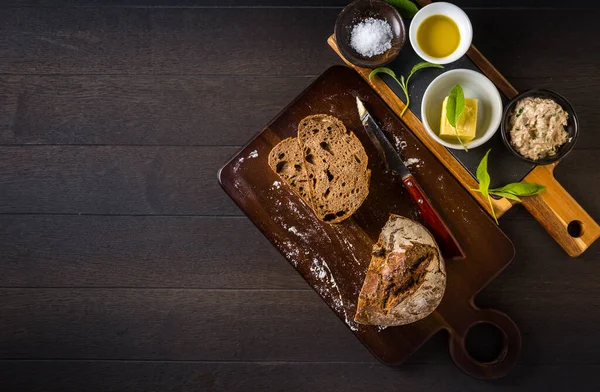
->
<box><xmin>327</xmin><ymin>0</ymin><xmax>600</xmax><ymax>257</ymax></box>
<box><xmin>219</xmin><ymin>66</ymin><xmax>520</xmax><ymax>379</ymax></box>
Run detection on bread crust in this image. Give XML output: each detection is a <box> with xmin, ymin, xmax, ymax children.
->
<box><xmin>354</xmin><ymin>215</ymin><xmax>446</xmax><ymax>326</ymax></box>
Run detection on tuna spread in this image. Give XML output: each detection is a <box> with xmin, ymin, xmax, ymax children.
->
<box><xmin>508</xmin><ymin>97</ymin><xmax>569</xmax><ymax>161</ymax></box>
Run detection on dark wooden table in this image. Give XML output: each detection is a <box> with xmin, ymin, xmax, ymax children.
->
<box><xmin>1</xmin><ymin>1</ymin><xmax>599</xmax><ymax>390</ymax></box>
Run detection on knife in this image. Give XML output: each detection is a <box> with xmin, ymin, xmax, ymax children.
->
<box><xmin>356</xmin><ymin>97</ymin><xmax>465</xmax><ymax>260</ymax></box>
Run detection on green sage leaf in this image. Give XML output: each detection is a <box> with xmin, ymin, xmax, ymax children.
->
<box><xmin>385</xmin><ymin>0</ymin><xmax>419</xmax><ymax>18</ymax></box>
<box><xmin>476</xmin><ymin>149</ymin><xmax>491</xmax><ymax>197</ymax></box>
<box><xmin>406</xmin><ymin>62</ymin><xmax>444</xmax><ymax>84</ymax></box>
<box><xmin>369</xmin><ymin>67</ymin><xmax>401</xmax><ymax>84</ymax></box>
<box><xmin>370</xmin><ymin>64</ymin><xmax>443</xmax><ymax>117</ymax></box>
<box><xmin>489</xmin><ymin>182</ymin><xmax>546</xmax><ymax>197</ymax></box>
<box><xmin>446</xmin><ymin>84</ymin><xmax>465</xmax><ymax>128</ymax></box>
<box><xmin>489</xmin><ymin>191</ymin><xmax>522</xmax><ymax>202</ymax></box>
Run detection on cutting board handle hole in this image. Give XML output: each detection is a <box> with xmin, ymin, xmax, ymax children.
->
<box><xmin>567</xmin><ymin>220</ymin><xmax>584</xmax><ymax>238</ymax></box>
<box><xmin>464</xmin><ymin>322</ymin><xmax>507</xmax><ymax>364</ymax></box>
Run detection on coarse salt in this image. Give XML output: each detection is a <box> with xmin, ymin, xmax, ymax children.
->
<box><xmin>350</xmin><ymin>18</ymin><xmax>393</xmax><ymax>58</ymax></box>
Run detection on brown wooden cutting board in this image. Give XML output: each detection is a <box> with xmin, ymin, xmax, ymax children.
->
<box><xmin>219</xmin><ymin>66</ymin><xmax>520</xmax><ymax>379</ymax></box>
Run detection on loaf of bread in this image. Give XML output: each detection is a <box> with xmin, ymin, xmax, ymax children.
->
<box><xmin>354</xmin><ymin>214</ymin><xmax>446</xmax><ymax>326</ymax></box>
<box><xmin>297</xmin><ymin>114</ymin><xmax>371</xmax><ymax>224</ymax></box>
<box><xmin>268</xmin><ymin>137</ymin><xmax>313</xmax><ymax>207</ymax></box>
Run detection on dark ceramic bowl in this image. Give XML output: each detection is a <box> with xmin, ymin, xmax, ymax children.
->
<box><xmin>501</xmin><ymin>89</ymin><xmax>579</xmax><ymax>165</ymax></box>
<box><xmin>334</xmin><ymin>0</ymin><xmax>406</xmax><ymax>68</ymax></box>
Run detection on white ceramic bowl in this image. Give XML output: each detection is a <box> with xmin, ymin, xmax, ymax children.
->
<box><xmin>421</xmin><ymin>69</ymin><xmax>503</xmax><ymax>150</ymax></box>
<box><xmin>409</xmin><ymin>2</ymin><xmax>472</xmax><ymax>65</ymax></box>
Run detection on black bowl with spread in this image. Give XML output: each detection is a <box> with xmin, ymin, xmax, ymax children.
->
<box><xmin>334</xmin><ymin>0</ymin><xmax>406</xmax><ymax>68</ymax></box>
<box><xmin>501</xmin><ymin>89</ymin><xmax>579</xmax><ymax>165</ymax></box>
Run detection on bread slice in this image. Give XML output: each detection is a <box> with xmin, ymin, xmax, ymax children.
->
<box><xmin>354</xmin><ymin>215</ymin><xmax>446</xmax><ymax>326</ymax></box>
<box><xmin>268</xmin><ymin>137</ymin><xmax>313</xmax><ymax>207</ymax></box>
<box><xmin>297</xmin><ymin>114</ymin><xmax>370</xmax><ymax>224</ymax></box>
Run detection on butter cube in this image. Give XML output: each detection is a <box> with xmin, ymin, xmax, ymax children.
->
<box><xmin>439</xmin><ymin>97</ymin><xmax>478</xmax><ymax>142</ymax></box>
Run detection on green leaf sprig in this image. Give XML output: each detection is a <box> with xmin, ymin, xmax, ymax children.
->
<box><xmin>446</xmin><ymin>84</ymin><xmax>468</xmax><ymax>152</ymax></box>
<box><xmin>473</xmin><ymin>150</ymin><xmax>546</xmax><ymax>224</ymax></box>
<box><xmin>385</xmin><ymin>0</ymin><xmax>419</xmax><ymax>18</ymax></box>
<box><xmin>369</xmin><ymin>62</ymin><xmax>443</xmax><ymax>117</ymax></box>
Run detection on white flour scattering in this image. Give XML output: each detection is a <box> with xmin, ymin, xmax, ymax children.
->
<box><xmin>310</xmin><ymin>258</ymin><xmax>328</xmax><ymax>280</ymax></box>
<box><xmin>280</xmin><ymin>241</ymin><xmax>300</xmax><ymax>266</ymax></box>
<box><xmin>393</xmin><ymin>135</ymin><xmax>408</xmax><ymax>150</ymax></box>
<box><xmin>288</xmin><ymin>226</ymin><xmax>306</xmax><ymax>240</ymax></box>
<box><xmin>404</xmin><ymin>157</ymin><xmax>422</xmax><ymax>168</ymax></box>
<box><xmin>248</xmin><ymin>150</ymin><xmax>258</xmax><ymax>159</ymax></box>
<box><xmin>350</xmin><ymin>18</ymin><xmax>393</xmax><ymax>58</ymax></box>
<box><xmin>287</xmin><ymin>200</ymin><xmax>300</xmax><ymax>215</ymax></box>
<box><xmin>233</xmin><ymin>156</ymin><xmax>244</xmax><ymax>172</ymax></box>
<box><xmin>272</xmin><ymin>181</ymin><xmax>281</xmax><ymax>189</ymax></box>
<box><xmin>310</xmin><ymin>258</ymin><xmax>359</xmax><ymax>331</ymax></box>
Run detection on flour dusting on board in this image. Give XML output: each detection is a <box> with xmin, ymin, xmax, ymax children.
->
<box><xmin>280</xmin><ymin>241</ymin><xmax>300</xmax><ymax>266</ymax></box>
<box><xmin>287</xmin><ymin>200</ymin><xmax>301</xmax><ymax>215</ymax></box>
<box><xmin>310</xmin><ymin>258</ymin><xmax>358</xmax><ymax>331</ymax></box>
<box><xmin>393</xmin><ymin>135</ymin><xmax>408</xmax><ymax>150</ymax></box>
<box><xmin>233</xmin><ymin>156</ymin><xmax>244</xmax><ymax>172</ymax></box>
<box><xmin>404</xmin><ymin>157</ymin><xmax>422</xmax><ymax>168</ymax></box>
<box><xmin>248</xmin><ymin>150</ymin><xmax>258</xmax><ymax>159</ymax></box>
<box><xmin>287</xmin><ymin>226</ymin><xmax>308</xmax><ymax>240</ymax></box>
<box><xmin>272</xmin><ymin>181</ymin><xmax>281</xmax><ymax>189</ymax></box>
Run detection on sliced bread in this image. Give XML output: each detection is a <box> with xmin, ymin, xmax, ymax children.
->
<box><xmin>297</xmin><ymin>114</ymin><xmax>370</xmax><ymax>223</ymax></box>
<box><xmin>268</xmin><ymin>137</ymin><xmax>313</xmax><ymax>207</ymax></box>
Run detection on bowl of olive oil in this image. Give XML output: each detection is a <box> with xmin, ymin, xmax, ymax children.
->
<box><xmin>409</xmin><ymin>2</ymin><xmax>472</xmax><ymax>65</ymax></box>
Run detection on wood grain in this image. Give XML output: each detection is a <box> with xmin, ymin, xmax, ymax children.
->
<box><xmin>0</xmin><ymin>7</ymin><xmax>341</xmax><ymax>75</ymax></box>
<box><xmin>2</xmin><ymin>361</ymin><xmax>600</xmax><ymax>392</ymax></box>
<box><xmin>3</xmin><ymin>75</ymin><xmax>600</xmax><ymax>147</ymax></box>
<box><xmin>1</xmin><ymin>214</ymin><xmax>599</xmax><ymax>291</ymax></box>
<box><xmin>0</xmin><ymin>215</ymin><xmax>304</xmax><ymax>289</ymax></box>
<box><xmin>0</xmin><ymin>8</ymin><xmax>599</xmax><ymax>78</ymax></box>
<box><xmin>3</xmin><ymin>0</ymin><xmax>598</xmax><ymax>7</ymax></box>
<box><xmin>0</xmin><ymin>146</ymin><xmax>240</xmax><ymax>215</ymax></box>
<box><xmin>0</xmin><ymin>288</ymin><xmax>599</xmax><ymax>364</ymax></box>
<box><xmin>0</xmin><ymin>288</ymin><xmax>369</xmax><ymax>362</ymax></box>
<box><xmin>0</xmin><ymin>76</ymin><xmax>314</xmax><ymax>146</ymax></box>
<box><xmin>0</xmin><ymin>147</ymin><xmax>598</xmax><ymax>221</ymax></box>
<box><xmin>522</xmin><ymin>164</ymin><xmax>600</xmax><ymax>256</ymax></box>
<box><xmin>0</xmin><ymin>3</ymin><xmax>599</xmax><ymax>390</ymax></box>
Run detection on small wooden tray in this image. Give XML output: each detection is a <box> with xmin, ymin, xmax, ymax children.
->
<box><xmin>219</xmin><ymin>66</ymin><xmax>520</xmax><ymax>379</ymax></box>
<box><xmin>327</xmin><ymin>0</ymin><xmax>599</xmax><ymax>256</ymax></box>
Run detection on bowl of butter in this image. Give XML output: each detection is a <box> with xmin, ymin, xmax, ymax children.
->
<box><xmin>421</xmin><ymin>69</ymin><xmax>503</xmax><ymax>150</ymax></box>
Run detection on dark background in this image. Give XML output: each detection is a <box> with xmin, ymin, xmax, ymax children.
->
<box><xmin>1</xmin><ymin>0</ymin><xmax>600</xmax><ymax>391</ymax></box>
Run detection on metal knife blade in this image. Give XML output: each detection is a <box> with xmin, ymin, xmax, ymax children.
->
<box><xmin>356</xmin><ymin>97</ymin><xmax>411</xmax><ymax>179</ymax></box>
<box><xmin>355</xmin><ymin>97</ymin><xmax>465</xmax><ymax>260</ymax></box>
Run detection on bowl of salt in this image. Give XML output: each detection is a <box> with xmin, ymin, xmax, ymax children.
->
<box><xmin>334</xmin><ymin>0</ymin><xmax>406</xmax><ymax>68</ymax></box>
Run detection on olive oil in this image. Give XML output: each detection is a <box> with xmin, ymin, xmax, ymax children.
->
<box><xmin>416</xmin><ymin>15</ymin><xmax>460</xmax><ymax>58</ymax></box>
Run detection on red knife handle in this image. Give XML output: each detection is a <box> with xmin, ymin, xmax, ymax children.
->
<box><xmin>402</xmin><ymin>174</ymin><xmax>465</xmax><ymax>260</ymax></box>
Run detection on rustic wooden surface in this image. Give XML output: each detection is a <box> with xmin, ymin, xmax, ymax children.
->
<box><xmin>1</xmin><ymin>1</ymin><xmax>600</xmax><ymax>391</ymax></box>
